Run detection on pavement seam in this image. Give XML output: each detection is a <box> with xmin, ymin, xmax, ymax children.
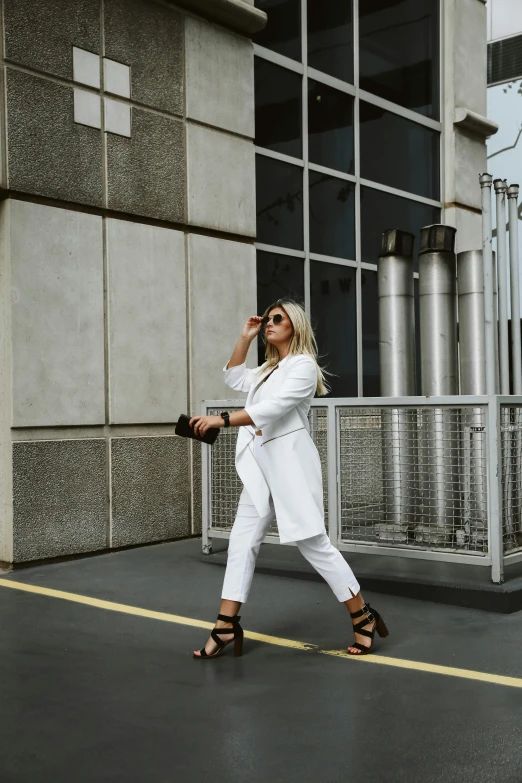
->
<box><xmin>1</xmin><ymin>577</ymin><xmax>521</xmax><ymax>690</ymax></box>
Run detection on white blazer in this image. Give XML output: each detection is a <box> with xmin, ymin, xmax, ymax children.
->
<box><xmin>223</xmin><ymin>354</ymin><xmax>326</xmax><ymax>544</ymax></box>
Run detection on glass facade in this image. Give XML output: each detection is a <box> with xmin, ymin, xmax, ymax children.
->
<box><xmin>254</xmin><ymin>0</ymin><xmax>441</xmax><ymax>395</ymax></box>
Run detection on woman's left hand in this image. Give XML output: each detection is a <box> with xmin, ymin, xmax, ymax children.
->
<box><xmin>189</xmin><ymin>415</ymin><xmax>224</xmax><ymax>436</ymax></box>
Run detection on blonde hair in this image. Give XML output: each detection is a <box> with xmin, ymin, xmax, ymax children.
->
<box><xmin>259</xmin><ymin>299</ymin><xmax>329</xmax><ymax>397</ymax></box>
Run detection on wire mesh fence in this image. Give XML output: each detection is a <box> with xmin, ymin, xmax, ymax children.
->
<box><xmin>500</xmin><ymin>405</ymin><xmax>522</xmax><ymax>554</ymax></box>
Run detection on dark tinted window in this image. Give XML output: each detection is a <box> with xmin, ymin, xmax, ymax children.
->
<box><xmin>360</xmin><ymin>186</ymin><xmax>440</xmax><ymax>269</ymax></box>
<box><xmin>308</xmin><ymin>0</ymin><xmax>354</xmax><ymax>84</ymax></box>
<box><xmin>362</xmin><ymin>268</ymin><xmax>380</xmax><ymax>396</ymax></box>
<box><xmin>257</xmin><ymin>251</ymin><xmax>305</xmax><ymax>363</ymax></box>
<box><xmin>256</xmin><ymin>156</ymin><xmax>304</xmax><ymax>250</ymax></box>
<box><xmin>308</xmin><ymin>80</ymin><xmax>354</xmax><ymax>174</ymax></box>
<box><xmin>311</xmin><ymin>261</ymin><xmax>357</xmax><ymax>396</ymax></box>
<box><xmin>254</xmin><ymin>0</ymin><xmax>301</xmax><ymax>62</ymax></box>
<box><xmin>359</xmin><ymin>0</ymin><xmax>440</xmax><ymax>119</ymax></box>
<box><xmin>255</xmin><ymin>59</ymin><xmax>302</xmax><ymax>158</ymax></box>
<box><xmin>360</xmin><ymin>101</ymin><xmax>439</xmax><ymax>199</ymax></box>
<box><xmin>309</xmin><ymin>172</ymin><xmax>355</xmax><ymax>259</ymax></box>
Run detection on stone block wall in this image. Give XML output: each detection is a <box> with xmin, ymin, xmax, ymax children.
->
<box><xmin>0</xmin><ymin>0</ymin><xmax>264</xmax><ymax>564</ymax></box>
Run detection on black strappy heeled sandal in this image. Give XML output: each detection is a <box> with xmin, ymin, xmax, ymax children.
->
<box><xmin>348</xmin><ymin>603</ymin><xmax>389</xmax><ymax>656</ymax></box>
<box><xmin>193</xmin><ymin>613</ymin><xmax>244</xmax><ymax>660</ymax></box>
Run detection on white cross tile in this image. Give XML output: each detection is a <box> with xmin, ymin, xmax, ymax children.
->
<box><xmin>104</xmin><ymin>98</ymin><xmax>131</xmax><ymax>138</ymax></box>
<box><xmin>74</xmin><ymin>89</ymin><xmax>102</xmax><ymax>129</ymax></box>
<box><xmin>104</xmin><ymin>58</ymin><xmax>131</xmax><ymax>99</ymax></box>
<box><xmin>73</xmin><ymin>47</ymin><xmax>100</xmax><ymax>89</ymax></box>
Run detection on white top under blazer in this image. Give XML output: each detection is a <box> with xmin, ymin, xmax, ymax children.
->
<box><xmin>223</xmin><ymin>354</ymin><xmax>326</xmax><ymax>544</ymax></box>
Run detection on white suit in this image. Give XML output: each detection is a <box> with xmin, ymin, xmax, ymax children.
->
<box><xmin>220</xmin><ymin>354</ymin><xmax>360</xmax><ymax>604</ymax></box>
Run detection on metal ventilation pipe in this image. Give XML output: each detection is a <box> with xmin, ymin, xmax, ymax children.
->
<box><xmin>417</xmin><ymin>224</ymin><xmax>459</xmax><ymax>545</ymax></box>
<box><xmin>508</xmin><ymin>184</ymin><xmax>522</xmax><ymax>394</ymax></box>
<box><xmin>457</xmin><ymin>250</ymin><xmax>487</xmax><ymax>547</ymax></box>
<box><xmin>494</xmin><ymin>179</ymin><xmax>510</xmax><ymax>394</ymax></box>
<box><xmin>377</xmin><ymin>229</ymin><xmax>416</xmax><ymax>543</ymax></box>
<box><xmin>480</xmin><ymin>174</ymin><xmax>497</xmax><ymax>395</ymax></box>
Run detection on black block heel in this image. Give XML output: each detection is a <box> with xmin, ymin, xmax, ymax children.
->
<box><xmin>193</xmin><ymin>613</ymin><xmax>244</xmax><ymax>660</ymax></box>
<box><xmin>348</xmin><ymin>603</ymin><xmax>388</xmax><ymax>655</ymax></box>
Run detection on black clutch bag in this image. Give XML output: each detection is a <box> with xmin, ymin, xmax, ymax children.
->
<box><xmin>175</xmin><ymin>414</ymin><xmax>220</xmax><ymax>445</ymax></box>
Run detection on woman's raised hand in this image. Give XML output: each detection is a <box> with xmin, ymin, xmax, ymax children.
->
<box><xmin>241</xmin><ymin>316</ymin><xmax>263</xmax><ymax>342</ymax></box>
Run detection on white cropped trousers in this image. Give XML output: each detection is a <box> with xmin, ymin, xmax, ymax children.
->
<box><xmin>221</xmin><ymin>437</ymin><xmax>360</xmax><ymax>604</ymax></box>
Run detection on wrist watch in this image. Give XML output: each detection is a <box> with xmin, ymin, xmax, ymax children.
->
<box><xmin>220</xmin><ymin>411</ymin><xmax>231</xmax><ymax>428</ymax></box>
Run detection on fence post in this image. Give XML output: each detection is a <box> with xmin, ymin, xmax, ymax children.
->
<box><xmin>487</xmin><ymin>395</ymin><xmax>504</xmax><ymax>583</ymax></box>
<box><xmin>201</xmin><ymin>403</ymin><xmax>212</xmax><ymax>555</ymax></box>
<box><xmin>327</xmin><ymin>402</ymin><xmax>340</xmax><ymax>548</ymax></box>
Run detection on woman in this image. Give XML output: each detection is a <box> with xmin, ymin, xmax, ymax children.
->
<box><xmin>190</xmin><ymin>299</ymin><xmax>388</xmax><ymax>659</ymax></box>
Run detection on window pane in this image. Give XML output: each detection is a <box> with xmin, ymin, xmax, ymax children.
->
<box><xmin>254</xmin><ymin>0</ymin><xmax>301</xmax><ymax>62</ymax></box>
<box><xmin>308</xmin><ymin>80</ymin><xmax>354</xmax><ymax>174</ymax></box>
<box><xmin>362</xmin><ymin>268</ymin><xmax>380</xmax><ymax>396</ymax></box>
<box><xmin>255</xmin><ymin>58</ymin><xmax>302</xmax><ymax>158</ymax></box>
<box><xmin>360</xmin><ymin>186</ymin><xmax>440</xmax><ymax>270</ymax></box>
<box><xmin>309</xmin><ymin>172</ymin><xmax>355</xmax><ymax>259</ymax></box>
<box><xmin>307</xmin><ymin>0</ymin><xmax>354</xmax><ymax>84</ymax></box>
<box><xmin>359</xmin><ymin>0</ymin><xmax>440</xmax><ymax>119</ymax></box>
<box><xmin>360</xmin><ymin>101</ymin><xmax>439</xmax><ymax>200</ymax></box>
<box><xmin>311</xmin><ymin>261</ymin><xmax>357</xmax><ymax>397</ymax></box>
<box><xmin>257</xmin><ymin>251</ymin><xmax>305</xmax><ymax>363</ymax></box>
<box><xmin>256</xmin><ymin>156</ymin><xmax>304</xmax><ymax>250</ymax></box>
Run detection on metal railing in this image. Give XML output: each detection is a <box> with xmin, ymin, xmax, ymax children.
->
<box><xmin>201</xmin><ymin>396</ymin><xmax>522</xmax><ymax>584</ymax></box>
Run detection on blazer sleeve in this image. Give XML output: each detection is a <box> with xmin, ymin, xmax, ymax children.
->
<box><xmin>245</xmin><ymin>356</ymin><xmax>316</xmax><ymax>429</ymax></box>
<box><xmin>223</xmin><ymin>362</ymin><xmax>259</xmax><ymax>393</ymax></box>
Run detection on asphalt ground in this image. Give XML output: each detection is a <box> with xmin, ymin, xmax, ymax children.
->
<box><xmin>1</xmin><ymin>538</ymin><xmax>521</xmax><ymax>783</ymax></box>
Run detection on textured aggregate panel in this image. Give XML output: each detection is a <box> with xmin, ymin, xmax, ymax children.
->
<box><xmin>10</xmin><ymin>202</ymin><xmax>105</xmax><ymax>427</ymax></box>
<box><xmin>111</xmin><ymin>437</ymin><xmax>190</xmax><ymax>547</ymax></box>
<box><xmin>104</xmin><ymin>0</ymin><xmax>184</xmax><ymax>115</ymax></box>
<box><xmin>107</xmin><ymin>109</ymin><xmax>185</xmax><ymax>222</ymax></box>
<box><xmin>12</xmin><ymin>440</ymin><xmax>107</xmax><ymax>563</ymax></box>
<box><xmin>192</xmin><ymin>441</ymin><xmax>202</xmax><ymax>535</ymax></box>
<box><xmin>6</xmin><ymin>69</ymin><xmax>103</xmax><ymax>206</ymax></box>
<box><xmin>4</xmin><ymin>0</ymin><xmax>100</xmax><ymax>80</ymax></box>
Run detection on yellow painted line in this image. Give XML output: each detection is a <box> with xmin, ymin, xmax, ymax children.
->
<box><xmin>1</xmin><ymin>578</ymin><xmax>522</xmax><ymax>690</ymax></box>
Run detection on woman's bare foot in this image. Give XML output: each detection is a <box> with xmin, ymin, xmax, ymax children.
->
<box><xmin>193</xmin><ymin>618</ymin><xmax>234</xmax><ymax>658</ymax></box>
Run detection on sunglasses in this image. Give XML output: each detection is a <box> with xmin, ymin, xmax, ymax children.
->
<box><xmin>262</xmin><ymin>314</ymin><xmax>286</xmax><ymax>327</ymax></box>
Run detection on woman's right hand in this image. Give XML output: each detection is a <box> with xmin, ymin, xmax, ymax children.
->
<box><xmin>241</xmin><ymin>316</ymin><xmax>263</xmax><ymax>342</ymax></box>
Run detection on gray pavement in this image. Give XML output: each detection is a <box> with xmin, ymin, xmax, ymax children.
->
<box><xmin>0</xmin><ymin>538</ymin><xmax>521</xmax><ymax>782</ymax></box>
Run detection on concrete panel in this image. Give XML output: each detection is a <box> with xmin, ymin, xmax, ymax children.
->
<box><xmin>445</xmin><ymin>206</ymin><xmax>483</xmax><ymax>256</ymax></box>
<box><xmin>104</xmin><ymin>0</ymin><xmax>183</xmax><ymax>115</ymax></box>
<box><xmin>186</xmin><ymin>17</ymin><xmax>254</xmax><ymax>137</ymax></box>
<box><xmin>187</xmin><ymin>124</ymin><xmax>256</xmax><ymax>236</ymax></box>
<box><xmin>191</xmin><ymin>441</ymin><xmax>202</xmax><ymax>535</ymax></box>
<box><xmin>7</xmin><ymin>69</ymin><xmax>103</xmax><ymax>206</ymax></box>
<box><xmin>188</xmin><ymin>234</ymin><xmax>257</xmax><ymax>408</ymax></box>
<box><xmin>0</xmin><ymin>203</ymin><xmax>13</xmax><ymax>563</ymax></box>
<box><xmin>10</xmin><ymin>202</ymin><xmax>105</xmax><ymax>427</ymax></box>
<box><xmin>454</xmin><ymin>0</ymin><xmax>488</xmax><ymax>116</ymax></box>
<box><xmin>454</xmin><ymin>132</ymin><xmax>487</xmax><ymax>212</ymax></box>
<box><xmin>107</xmin><ymin>108</ymin><xmax>185</xmax><ymax>222</ymax></box>
<box><xmin>4</xmin><ymin>0</ymin><xmax>100</xmax><ymax>80</ymax></box>
<box><xmin>111</xmin><ymin>437</ymin><xmax>189</xmax><ymax>547</ymax></box>
<box><xmin>12</xmin><ymin>439</ymin><xmax>107</xmax><ymax>562</ymax></box>
<box><xmin>107</xmin><ymin>219</ymin><xmax>187</xmax><ymax>424</ymax></box>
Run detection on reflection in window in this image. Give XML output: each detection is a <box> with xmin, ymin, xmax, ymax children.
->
<box><xmin>255</xmin><ymin>59</ymin><xmax>302</xmax><ymax>158</ymax></box>
<box><xmin>311</xmin><ymin>261</ymin><xmax>357</xmax><ymax>397</ymax></box>
<box><xmin>309</xmin><ymin>172</ymin><xmax>355</xmax><ymax>259</ymax></box>
<box><xmin>256</xmin><ymin>251</ymin><xmax>305</xmax><ymax>364</ymax></box>
<box><xmin>362</xmin><ymin>269</ymin><xmax>380</xmax><ymax>396</ymax></box>
<box><xmin>256</xmin><ymin>156</ymin><xmax>304</xmax><ymax>250</ymax></box>
<box><xmin>308</xmin><ymin>0</ymin><xmax>354</xmax><ymax>84</ymax></box>
<box><xmin>359</xmin><ymin>0</ymin><xmax>440</xmax><ymax>118</ymax></box>
<box><xmin>308</xmin><ymin>80</ymin><xmax>354</xmax><ymax>174</ymax></box>
<box><xmin>360</xmin><ymin>101</ymin><xmax>439</xmax><ymax>200</ymax></box>
<box><xmin>360</xmin><ymin>186</ymin><xmax>440</xmax><ymax>269</ymax></box>
<box><xmin>254</xmin><ymin>0</ymin><xmax>301</xmax><ymax>62</ymax></box>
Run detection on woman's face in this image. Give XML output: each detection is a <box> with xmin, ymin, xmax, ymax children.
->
<box><xmin>264</xmin><ymin>307</ymin><xmax>293</xmax><ymax>347</ymax></box>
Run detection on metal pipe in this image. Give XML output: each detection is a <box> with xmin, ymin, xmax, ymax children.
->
<box><xmin>377</xmin><ymin>229</ymin><xmax>416</xmax><ymax>543</ymax></box>
<box><xmin>508</xmin><ymin>184</ymin><xmax>522</xmax><ymax>394</ymax></box>
<box><xmin>494</xmin><ymin>179</ymin><xmax>510</xmax><ymax>394</ymax></box>
<box><xmin>417</xmin><ymin>224</ymin><xmax>459</xmax><ymax>544</ymax></box>
<box><xmin>480</xmin><ymin>174</ymin><xmax>497</xmax><ymax>395</ymax></box>
<box><xmin>493</xmin><ymin>251</ymin><xmax>500</xmax><ymax>394</ymax></box>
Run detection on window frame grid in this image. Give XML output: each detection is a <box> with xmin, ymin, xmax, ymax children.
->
<box><xmin>254</xmin><ymin>0</ymin><xmax>443</xmax><ymax>396</ymax></box>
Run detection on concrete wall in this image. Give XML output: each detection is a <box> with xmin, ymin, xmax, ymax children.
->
<box><xmin>0</xmin><ymin>0</ymin><xmax>261</xmax><ymax>564</ymax></box>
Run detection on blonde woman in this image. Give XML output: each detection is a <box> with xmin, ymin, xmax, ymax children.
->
<box><xmin>190</xmin><ymin>299</ymin><xmax>388</xmax><ymax>659</ymax></box>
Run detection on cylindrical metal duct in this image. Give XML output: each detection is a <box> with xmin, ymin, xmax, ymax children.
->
<box><xmin>493</xmin><ymin>251</ymin><xmax>500</xmax><ymax>394</ymax></box>
<box><xmin>377</xmin><ymin>229</ymin><xmax>416</xmax><ymax>544</ymax></box>
<box><xmin>479</xmin><ymin>174</ymin><xmax>497</xmax><ymax>395</ymax></box>
<box><xmin>417</xmin><ymin>224</ymin><xmax>459</xmax><ymax>545</ymax></box>
<box><xmin>508</xmin><ymin>184</ymin><xmax>522</xmax><ymax>394</ymax></box>
<box><xmin>456</xmin><ymin>250</ymin><xmax>487</xmax><ymax>547</ymax></box>
<box><xmin>494</xmin><ymin>179</ymin><xmax>510</xmax><ymax>394</ymax></box>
